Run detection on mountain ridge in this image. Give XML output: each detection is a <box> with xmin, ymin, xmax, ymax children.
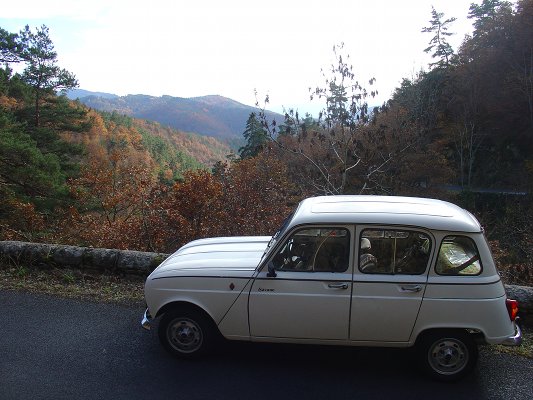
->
<box><xmin>67</xmin><ymin>90</ymin><xmax>282</xmax><ymax>143</ymax></box>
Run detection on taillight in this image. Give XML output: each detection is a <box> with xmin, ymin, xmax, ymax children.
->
<box><xmin>506</xmin><ymin>299</ymin><xmax>519</xmax><ymax>321</ymax></box>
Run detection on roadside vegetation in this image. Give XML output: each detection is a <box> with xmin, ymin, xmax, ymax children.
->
<box><xmin>0</xmin><ymin>263</ymin><xmax>144</xmax><ymax>304</ymax></box>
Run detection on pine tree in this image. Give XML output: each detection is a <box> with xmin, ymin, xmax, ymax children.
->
<box><xmin>238</xmin><ymin>112</ymin><xmax>268</xmax><ymax>159</ymax></box>
<box><xmin>422</xmin><ymin>7</ymin><xmax>457</xmax><ymax>68</ymax></box>
<box><xmin>18</xmin><ymin>25</ymin><xmax>78</xmax><ymax>127</ymax></box>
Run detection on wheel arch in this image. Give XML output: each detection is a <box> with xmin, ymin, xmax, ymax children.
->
<box><xmin>414</xmin><ymin>327</ymin><xmax>480</xmax><ymax>381</ymax></box>
<box><xmin>412</xmin><ymin>326</ymin><xmax>486</xmax><ymax>346</ymax></box>
<box><xmin>155</xmin><ymin>300</ymin><xmax>217</xmax><ymax>325</ymax></box>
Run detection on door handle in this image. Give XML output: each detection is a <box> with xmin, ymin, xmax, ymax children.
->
<box><xmin>400</xmin><ymin>285</ymin><xmax>422</xmax><ymax>293</ymax></box>
<box><xmin>328</xmin><ymin>283</ymin><xmax>348</xmax><ymax>290</ymax></box>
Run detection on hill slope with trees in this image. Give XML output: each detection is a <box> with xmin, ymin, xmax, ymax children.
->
<box><xmin>1</xmin><ymin>1</ymin><xmax>532</xmax><ymax>285</ymax></box>
<box><xmin>69</xmin><ymin>91</ymin><xmax>283</xmax><ymax>145</ymax></box>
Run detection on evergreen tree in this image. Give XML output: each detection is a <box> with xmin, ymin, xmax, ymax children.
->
<box><xmin>18</xmin><ymin>25</ymin><xmax>78</xmax><ymax>127</ymax></box>
<box><xmin>0</xmin><ymin>109</ymin><xmax>66</xmax><ymax>201</ymax></box>
<box><xmin>468</xmin><ymin>0</ymin><xmax>513</xmax><ymax>35</ymax></box>
<box><xmin>0</xmin><ymin>26</ymin><xmax>87</xmax><ymax>211</ymax></box>
<box><xmin>239</xmin><ymin>112</ymin><xmax>268</xmax><ymax>159</ymax></box>
<box><xmin>422</xmin><ymin>7</ymin><xmax>457</xmax><ymax>68</ymax></box>
<box><xmin>0</xmin><ymin>27</ymin><xmax>23</xmax><ymax>63</ymax></box>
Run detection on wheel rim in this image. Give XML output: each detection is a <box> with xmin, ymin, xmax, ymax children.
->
<box><xmin>167</xmin><ymin>318</ymin><xmax>203</xmax><ymax>354</ymax></box>
<box><xmin>427</xmin><ymin>338</ymin><xmax>469</xmax><ymax>376</ymax></box>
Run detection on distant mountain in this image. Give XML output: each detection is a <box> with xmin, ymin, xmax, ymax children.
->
<box><xmin>67</xmin><ymin>90</ymin><xmax>282</xmax><ymax>143</ymax></box>
<box><xmin>67</xmin><ymin>89</ymin><xmax>118</xmax><ymax>100</ymax></box>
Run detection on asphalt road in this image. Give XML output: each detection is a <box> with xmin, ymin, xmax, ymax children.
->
<box><xmin>1</xmin><ymin>290</ymin><xmax>532</xmax><ymax>400</ymax></box>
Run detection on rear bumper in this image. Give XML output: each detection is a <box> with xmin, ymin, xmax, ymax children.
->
<box><xmin>141</xmin><ymin>308</ymin><xmax>152</xmax><ymax>331</ymax></box>
<box><xmin>501</xmin><ymin>319</ymin><xmax>522</xmax><ymax>346</ymax></box>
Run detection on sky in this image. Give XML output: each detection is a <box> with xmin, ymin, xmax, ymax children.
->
<box><xmin>1</xmin><ymin>0</ymin><xmax>479</xmax><ymax>114</ymax></box>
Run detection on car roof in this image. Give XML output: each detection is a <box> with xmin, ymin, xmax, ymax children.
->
<box><xmin>289</xmin><ymin>196</ymin><xmax>482</xmax><ymax>233</ymax></box>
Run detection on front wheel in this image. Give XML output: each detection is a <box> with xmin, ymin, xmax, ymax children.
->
<box><xmin>158</xmin><ymin>308</ymin><xmax>215</xmax><ymax>358</ymax></box>
<box><xmin>417</xmin><ymin>330</ymin><xmax>478</xmax><ymax>381</ymax></box>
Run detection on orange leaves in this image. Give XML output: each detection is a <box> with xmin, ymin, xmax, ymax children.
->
<box><xmin>219</xmin><ymin>152</ymin><xmax>295</xmax><ymax>237</ymax></box>
<box><xmin>0</xmin><ymin>95</ymin><xmax>21</xmax><ymax>111</ymax></box>
<box><xmin>132</xmin><ymin>155</ymin><xmax>296</xmax><ymax>253</ymax></box>
<box><xmin>0</xmin><ymin>196</ymin><xmax>45</xmax><ymax>242</ymax></box>
<box><xmin>56</xmin><ymin>107</ymin><xmax>296</xmax><ymax>253</ymax></box>
<box><xmin>165</xmin><ymin>170</ymin><xmax>225</xmax><ymax>240</ymax></box>
<box><xmin>64</xmin><ymin>121</ymin><xmax>158</xmax><ymax>249</ymax></box>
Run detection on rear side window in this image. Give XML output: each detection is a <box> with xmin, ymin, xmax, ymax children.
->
<box><xmin>359</xmin><ymin>229</ymin><xmax>431</xmax><ymax>275</ymax></box>
<box><xmin>436</xmin><ymin>236</ymin><xmax>482</xmax><ymax>275</ymax></box>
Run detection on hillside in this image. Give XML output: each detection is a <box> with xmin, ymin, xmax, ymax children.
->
<box><xmin>130</xmin><ymin>116</ymin><xmax>231</xmax><ymax>167</ymax></box>
<box><xmin>68</xmin><ymin>92</ymin><xmax>282</xmax><ymax>143</ymax></box>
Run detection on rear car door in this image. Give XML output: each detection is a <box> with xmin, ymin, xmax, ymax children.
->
<box><xmin>350</xmin><ymin>226</ymin><xmax>433</xmax><ymax>342</ymax></box>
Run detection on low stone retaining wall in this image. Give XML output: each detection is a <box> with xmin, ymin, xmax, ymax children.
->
<box><xmin>0</xmin><ymin>240</ymin><xmax>169</xmax><ymax>276</ymax></box>
<box><xmin>0</xmin><ymin>240</ymin><xmax>532</xmax><ymax>318</ymax></box>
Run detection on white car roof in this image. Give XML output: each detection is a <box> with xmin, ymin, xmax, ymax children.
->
<box><xmin>289</xmin><ymin>196</ymin><xmax>482</xmax><ymax>233</ymax></box>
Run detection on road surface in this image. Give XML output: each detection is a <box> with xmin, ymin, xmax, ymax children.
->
<box><xmin>1</xmin><ymin>290</ymin><xmax>531</xmax><ymax>400</ymax></box>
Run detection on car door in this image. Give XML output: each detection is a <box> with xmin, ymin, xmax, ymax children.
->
<box><xmin>350</xmin><ymin>226</ymin><xmax>433</xmax><ymax>342</ymax></box>
<box><xmin>248</xmin><ymin>226</ymin><xmax>353</xmax><ymax>340</ymax></box>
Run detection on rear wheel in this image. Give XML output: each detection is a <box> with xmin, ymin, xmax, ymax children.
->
<box><xmin>417</xmin><ymin>330</ymin><xmax>478</xmax><ymax>381</ymax></box>
<box><xmin>158</xmin><ymin>308</ymin><xmax>216</xmax><ymax>358</ymax></box>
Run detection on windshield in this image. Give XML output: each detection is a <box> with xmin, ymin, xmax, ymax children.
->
<box><xmin>261</xmin><ymin>208</ymin><xmax>296</xmax><ymax>260</ymax></box>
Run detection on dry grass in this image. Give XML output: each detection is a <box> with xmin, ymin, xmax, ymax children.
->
<box><xmin>490</xmin><ymin>327</ymin><xmax>533</xmax><ymax>359</ymax></box>
<box><xmin>0</xmin><ymin>264</ymin><xmax>145</xmax><ymax>305</ymax></box>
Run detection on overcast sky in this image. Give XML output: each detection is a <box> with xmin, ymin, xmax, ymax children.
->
<box><xmin>1</xmin><ymin>0</ymin><xmax>480</xmax><ymax>114</ymax></box>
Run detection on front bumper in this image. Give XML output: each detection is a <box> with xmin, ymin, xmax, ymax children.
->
<box><xmin>501</xmin><ymin>319</ymin><xmax>523</xmax><ymax>346</ymax></box>
<box><xmin>141</xmin><ymin>308</ymin><xmax>152</xmax><ymax>331</ymax></box>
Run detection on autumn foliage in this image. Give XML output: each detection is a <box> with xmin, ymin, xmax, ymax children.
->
<box><xmin>50</xmin><ymin>126</ymin><xmax>294</xmax><ymax>252</ymax></box>
<box><xmin>1</xmin><ymin>7</ymin><xmax>533</xmax><ymax>284</ymax></box>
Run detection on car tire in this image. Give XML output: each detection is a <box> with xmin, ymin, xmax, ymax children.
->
<box><xmin>417</xmin><ymin>330</ymin><xmax>478</xmax><ymax>382</ymax></box>
<box><xmin>158</xmin><ymin>308</ymin><xmax>216</xmax><ymax>358</ymax></box>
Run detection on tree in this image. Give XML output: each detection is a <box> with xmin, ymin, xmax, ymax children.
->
<box><xmin>468</xmin><ymin>0</ymin><xmax>513</xmax><ymax>36</ymax></box>
<box><xmin>238</xmin><ymin>112</ymin><xmax>269</xmax><ymax>159</ymax></box>
<box><xmin>0</xmin><ymin>110</ymin><xmax>66</xmax><ymax>201</ymax></box>
<box><xmin>66</xmin><ymin>133</ymin><xmax>157</xmax><ymax>250</ymax></box>
<box><xmin>0</xmin><ymin>26</ymin><xmax>88</xmax><ymax>216</ymax></box>
<box><xmin>422</xmin><ymin>7</ymin><xmax>457</xmax><ymax>68</ymax></box>
<box><xmin>258</xmin><ymin>44</ymin><xmax>383</xmax><ymax>195</ymax></box>
<box><xmin>18</xmin><ymin>25</ymin><xmax>78</xmax><ymax>127</ymax></box>
<box><xmin>0</xmin><ymin>27</ymin><xmax>23</xmax><ymax>63</ymax></box>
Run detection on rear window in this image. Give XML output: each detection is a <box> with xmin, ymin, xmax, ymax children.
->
<box><xmin>436</xmin><ymin>236</ymin><xmax>482</xmax><ymax>275</ymax></box>
<box><xmin>359</xmin><ymin>229</ymin><xmax>431</xmax><ymax>275</ymax></box>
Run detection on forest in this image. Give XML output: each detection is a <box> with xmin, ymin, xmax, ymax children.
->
<box><xmin>0</xmin><ymin>0</ymin><xmax>531</xmax><ymax>285</ymax></box>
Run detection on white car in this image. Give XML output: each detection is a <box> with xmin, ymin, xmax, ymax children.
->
<box><xmin>142</xmin><ymin>195</ymin><xmax>522</xmax><ymax>381</ymax></box>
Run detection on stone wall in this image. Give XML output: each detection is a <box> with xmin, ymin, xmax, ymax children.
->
<box><xmin>0</xmin><ymin>240</ymin><xmax>169</xmax><ymax>276</ymax></box>
<box><xmin>0</xmin><ymin>240</ymin><xmax>531</xmax><ymax>319</ymax></box>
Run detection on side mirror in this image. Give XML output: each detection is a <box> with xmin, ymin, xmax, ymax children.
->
<box><xmin>266</xmin><ymin>262</ymin><xmax>277</xmax><ymax>278</ymax></box>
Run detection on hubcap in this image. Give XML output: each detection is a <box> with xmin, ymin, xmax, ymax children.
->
<box><xmin>428</xmin><ymin>338</ymin><xmax>468</xmax><ymax>375</ymax></box>
<box><xmin>167</xmin><ymin>318</ymin><xmax>203</xmax><ymax>353</ymax></box>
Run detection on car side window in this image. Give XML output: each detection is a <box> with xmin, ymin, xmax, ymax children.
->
<box><xmin>436</xmin><ymin>236</ymin><xmax>482</xmax><ymax>275</ymax></box>
<box><xmin>271</xmin><ymin>228</ymin><xmax>350</xmax><ymax>272</ymax></box>
<box><xmin>359</xmin><ymin>229</ymin><xmax>431</xmax><ymax>275</ymax></box>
